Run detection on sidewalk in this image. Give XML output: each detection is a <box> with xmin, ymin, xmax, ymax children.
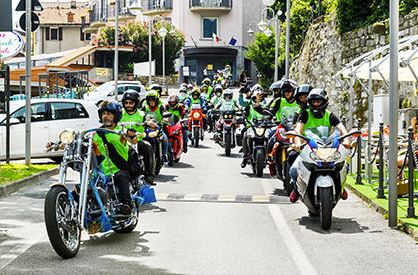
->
<box><xmin>346</xmin><ymin>174</ymin><xmax>418</xmax><ymax>239</ymax></box>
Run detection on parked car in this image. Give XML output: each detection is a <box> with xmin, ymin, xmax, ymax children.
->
<box><xmin>0</xmin><ymin>99</ymin><xmax>100</xmax><ymax>162</ymax></box>
<box><xmin>83</xmin><ymin>81</ymin><xmax>146</xmax><ymax>105</ymax></box>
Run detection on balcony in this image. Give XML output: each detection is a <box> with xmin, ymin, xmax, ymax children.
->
<box><xmin>85</xmin><ymin>9</ymin><xmax>107</xmax><ymax>33</ymax></box>
<box><xmin>142</xmin><ymin>0</ymin><xmax>172</xmax><ymax>16</ymax></box>
<box><xmin>190</xmin><ymin>0</ymin><xmax>232</xmax><ymax>13</ymax></box>
<box><xmin>108</xmin><ymin>5</ymin><xmax>136</xmax><ymax>22</ymax></box>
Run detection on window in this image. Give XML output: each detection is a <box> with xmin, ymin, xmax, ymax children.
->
<box><xmin>202</xmin><ymin>17</ymin><xmax>218</xmax><ymax>39</ymax></box>
<box><xmin>50</xmin><ymin>102</ymin><xmax>89</xmax><ymax>120</ymax></box>
<box><xmin>50</xmin><ymin>28</ymin><xmax>58</xmax><ymax>40</ymax></box>
<box><xmin>10</xmin><ymin>103</ymin><xmax>48</xmax><ymax>123</ymax></box>
<box><xmin>80</xmin><ymin>28</ymin><xmax>91</xmax><ymax>41</ymax></box>
<box><xmin>45</xmin><ymin>27</ymin><xmax>63</xmax><ymax>41</ymax></box>
<box><xmin>126</xmin><ymin>86</ymin><xmax>140</xmax><ymax>93</ymax></box>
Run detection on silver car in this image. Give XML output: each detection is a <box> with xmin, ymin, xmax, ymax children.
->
<box><xmin>83</xmin><ymin>81</ymin><xmax>147</xmax><ymax>105</ymax></box>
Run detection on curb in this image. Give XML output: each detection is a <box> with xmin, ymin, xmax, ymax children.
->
<box><xmin>0</xmin><ymin>167</ymin><xmax>60</xmax><ymax>199</ymax></box>
<box><xmin>347</xmin><ymin>184</ymin><xmax>418</xmax><ymax>240</ymax></box>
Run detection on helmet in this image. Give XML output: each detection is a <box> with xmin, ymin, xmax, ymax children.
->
<box><xmin>98</xmin><ymin>100</ymin><xmax>122</xmax><ymax>124</ymax></box>
<box><xmin>122</xmin><ymin>89</ymin><xmax>140</xmax><ymax>109</ymax></box>
<box><xmin>223</xmin><ymin>89</ymin><xmax>233</xmax><ymax>100</ymax></box>
<box><xmin>307</xmin><ymin>88</ymin><xmax>329</xmax><ymax>117</ymax></box>
<box><xmin>251</xmin><ymin>83</ymin><xmax>263</xmax><ymax>93</ymax></box>
<box><xmin>214</xmin><ymin>84</ymin><xmax>223</xmax><ymax>95</ymax></box>
<box><xmin>148</xmin><ymin>83</ymin><xmax>162</xmax><ymax>96</ymax></box>
<box><xmin>191</xmin><ymin>87</ymin><xmax>201</xmax><ymax>97</ymax></box>
<box><xmin>145</xmin><ymin>90</ymin><xmax>159</xmax><ymax>103</ymax></box>
<box><xmin>294</xmin><ymin>84</ymin><xmax>313</xmax><ymax>104</ymax></box>
<box><xmin>200</xmin><ymin>84</ymin><xmax>209</xmax><ymax>93</ymax></box>
<box><xmin>179</xmin><ymin>86</ymin><xmax>187</xmax><ymax>94</ymax></box>
<box><xmin>180</xmin><ymin>83</ymin><xmax>188</xmax><ymax>88</ymax></box>
<box><xmin>187</xmin><ymin>84</ymin><xmax>194</xmax><ymax>90</ymax></box>
<box><xmin>279</xmin><ymin>79</ymin><xmax>298</xmax><ymax>97</ymax></box>
<box><xmin>167</xmin><ymin>94</ymin><xmax>179</xmax><ymax>109</ymax></box>
<box><xmin>202</xmin><ymin>78</ymin><xmax>211</xmax><ymax>85</ymax></box>
<box><xmin>270</xmin><ymin>80</ymin><xmax>283</xmax><ymax>98</ymax></box>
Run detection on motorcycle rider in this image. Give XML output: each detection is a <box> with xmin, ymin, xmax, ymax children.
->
<box><xmin>165</xmin><ymin>94</ymin><xmax>188</xmax><ymax>153</ymax></box>
<box><xmin>184</xmin><ymin>87</ymin><xmax>208</xmax><ymax>131</ymax></box>
<box><xmin>289</xmin><ymin>88</ymin><xmax>349</xmax><ymax>203</ymax></box>
<box><xmin>148</xmin><ymin>83</ymin><xmax>163</xmax><ymax>97</ymax></box>
<box><xmin>266</xmin><ymin>80</ymin><xmax>299</xmax><ymax>178</ymax></box>
<box><xmin>202</xmin><ymin>77</ymin><xmax>214</xmax><ymax>99</ymax></box>
<box><xmin>238</xmin><ymin>83</ymin><xmax>253</xmax><ymax>108</ymax></box>
<box><xmin>207</xmin><ymin>84</ymin><xmax>223</xmax><ymax>132</ymax></box>
<box><xmin>141</xmin><ymin>90</ymin><xmax>169</xmax><ymax>163</ymax></box>
<box><xmin>215</xmin><ymin>88</ymin><xmax>239</xmax><ymax>111</ymax></box>
<box><xmin>200</xmin><ymin>84</ymin><xmax>211</xmax><ymax>101</ymax></box>
<box><xmin>120</xmin><ymin>90</ymin><xmax>157</xmax><ymax>185</ymax></box>
<box><xmin>93</xmin><ymin>101</ymin><xmax>133</xmax><ymax>215</ymax></box>
<box><xmin>241</xmin><ymin>89</ymin><xmax>267</xmax><ymax>168</ymax></box>
<box><xmin>266</xmin><ymin>80</ymin><xmax>283</xmax><ymax>109</ymax></box>
<box><xmin>178</xmin><ymin>85</ymin><xmax>189</xmax><ymax>103</ymax></box>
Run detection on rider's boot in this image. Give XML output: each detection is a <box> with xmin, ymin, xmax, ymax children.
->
<box><xmin>268</xmin><ymin>161</ymin><xmax>277</xmax><ymax>177</ymax></box>
<box><xmin>341</xmin><ymin>188</ymin><xmax>348</xmax><ymax>200</ymax></box>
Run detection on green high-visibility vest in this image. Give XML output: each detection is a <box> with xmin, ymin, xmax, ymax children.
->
<box><xmin>276</xmin><ymin>98</ymin><xmax>299</xmax><ymax>123</ymax></box>
<box><xmin>303</xmin><ymin>109</ymin><xmax>332</xmax><ymax>138</ymax></box>
<box><xmin>144</xmin><ymin>103</ymin><xmax>163</xmax><ymax>121</ymax></box>
<box><xmin>120</xmin><ymin>109</ymin><xmax>145</xmax><ymax>140</ymax></box>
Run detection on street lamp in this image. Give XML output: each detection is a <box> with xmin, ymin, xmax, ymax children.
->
<box><xmin>257</xmin><ymin>7</ymin><xmax>282</xmax><ymax>82</ymax></box>
<box><xmin>247</xmin><ymin>21</ymin><xmax>257</xmax><ymax>35</ymax></box>
<box><xmin>148</xmin><ymin>15</ymin><xmax>170</xmax><ymax>90</ymax></box>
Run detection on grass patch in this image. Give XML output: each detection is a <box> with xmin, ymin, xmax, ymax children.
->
<box><xmin>0</xmin><ymin>164</ymin><xmax>57</xmax><ymax>186</ymax></box>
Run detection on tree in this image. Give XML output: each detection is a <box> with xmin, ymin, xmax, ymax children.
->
<box><xmin>96</xmin><ymin>22</ymin><xmax>185</xmax><ymax>75</ymax></box>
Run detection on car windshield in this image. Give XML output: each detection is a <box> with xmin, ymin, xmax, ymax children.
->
<box><xmin>92</xmin><ymin>82</ymin><xmax>114</xmax><ymax>93</ymax></box>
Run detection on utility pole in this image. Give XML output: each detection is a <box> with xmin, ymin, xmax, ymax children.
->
<box><xmin>114</xmin><ymin>0</ymin><xmax>119</xmax><ymax>101</ymax></box>
<box><xmin>25</xmin><ymin>0</ymin><xmax>32</xmax><ymax>166</ymax></box>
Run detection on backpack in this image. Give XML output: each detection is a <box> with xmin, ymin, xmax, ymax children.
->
<box><xmin>97</xmin><ymin>132</ymin><xmax>141</xmax><ymax>180</ymax></box>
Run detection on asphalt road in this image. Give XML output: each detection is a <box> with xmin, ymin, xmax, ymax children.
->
<box><xmin>1</xmin><ymin>133</ymin><xmax>418</xmax><ymax>275</ymax></box>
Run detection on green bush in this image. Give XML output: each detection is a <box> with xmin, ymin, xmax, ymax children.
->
<box><xmin>97</xmin><ymin>22</ymin><xmax>185</xmax><ymax>75</ymax></box>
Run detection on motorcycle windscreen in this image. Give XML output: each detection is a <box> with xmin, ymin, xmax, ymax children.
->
<box><xmin>191</xmin><ymin>103</ymin><xmax>201</xmax><ymax>110</ymax></box>
<box><xmin>305</xmin><ymin>127</ymin><xmax>340</xmax><ymax>144</ymax></box>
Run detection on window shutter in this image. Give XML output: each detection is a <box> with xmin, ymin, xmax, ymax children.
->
<box><xmin>58</xmin><ymin>27</ymin><xmax>63</xmax><ymax>41</ymax></box>
<box><xmin>45</xmin><ymin>27</ymin><xmax>50</xmax><ymax>40</ymax></box>
<box><xmin>80</xmin><ymin>28</ymin><xmax>84</xmax><ymax>41</ymax></box>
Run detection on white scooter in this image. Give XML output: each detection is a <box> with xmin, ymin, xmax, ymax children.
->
<box><xmin>287</xmin><ymin>128</ymin><xmax>360</xmax><ymax>230</ymax></box>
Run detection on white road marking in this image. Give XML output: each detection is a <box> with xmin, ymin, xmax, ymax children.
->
<box><xmin>261</xmin><ymin>181</ymin><xmax>318</xmax><ymax>275</ymax></box>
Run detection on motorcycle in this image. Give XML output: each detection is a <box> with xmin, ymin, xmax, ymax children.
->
<box><xmin>213</xmin><ymin>107</ymin><xmax>242</xmax><ymax>156</ymax></box>
<box><xmin>162</xmin><ymin>114</ymin><xmax>187</xmax><ymax>167</ymax></box>
<box><xmin>244</xmin><ymin>115</ymin><xmax>276</xmax><ymax>177</ymax></box>
<box><xmin>188</xmin><ymin>103</ymin><xmax>205</xmax><ymax>148</ymax></box>
<box><xmin>44</xmin><ymin>128</ymin><xmax>156</xmax><ymax>258</ymax></box>
<box><xmin>286</xmin><ymin>128</ymin><xmax>360</xmax><ymax>230</ymax></box>
<box><xmin>270</xmin><ymin>117</ymin><xmax>294</xmax><ymax>195</ymax></box>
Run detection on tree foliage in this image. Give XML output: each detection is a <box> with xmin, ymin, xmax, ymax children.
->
<box><xmin>96</xmin><ymin>22</ymin><xmax>185</xmax><ymax>74</ymax></box>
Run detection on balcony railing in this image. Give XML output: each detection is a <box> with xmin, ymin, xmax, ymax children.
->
<box><xmin>88</xmin><ymin>8</ymin><xmax>107</xmax><ymax>29</ymax></box>
<box><xmin>108</xmin><ymin>4</ymin><xmax>136</xmax><ymax>21</ymax></box>
<box><xmin>142</xmin><ymin>0</ymin><xmax>172</xmax><ymax>15</ymax></box>
<box><xmin>190</xmin><ymin>0</ymin><xmax>232</xmax><ymax>10</ymax></box>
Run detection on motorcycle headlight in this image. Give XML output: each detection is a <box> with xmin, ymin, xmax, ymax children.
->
<box><xmin>310</xmin><ymin>148</ymin><xmax>341</xmax><ymax>163</ymax></box>
<box><xmin>193</xmin><ymin>112</ymin><xmax>200</xmax><ymax>119</ymax></box>
<box><xmin>148</xmin><ymin>131</ymin><xmax>158</xmax><ymax>138</ymax></box>
<box><xmin>255</xmin><ymin>127</ymin><xmax>265</xmax><ymax>137</ymax></box>
<box><xmin>59</xmin><ymin>130</ymin><xmax>75</xmax><ymax>145</ymax></box>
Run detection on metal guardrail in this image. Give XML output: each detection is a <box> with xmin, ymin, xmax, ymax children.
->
<box><xmin>147</xmin><ymin>0</ymin><xmax>173</xmax><ymax>10</ymax></box>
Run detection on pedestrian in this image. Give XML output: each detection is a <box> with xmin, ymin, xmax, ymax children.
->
<box><xmin>203</xmin><ymin>66</ymin><xmax>208</xmax><ymax>79</ymax></box>
<box><xmin>239</xmin><ymin>70</ymin><xmax>247</xmax><ymax>85</ymax></box>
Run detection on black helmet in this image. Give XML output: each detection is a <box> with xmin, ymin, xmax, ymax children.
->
<box><xmin>294</xmin><ymin>84</ymin><xmax>313</xmax><ymax>106</ymax></box>
<box><xmin>279</xmin><ymin>79</ymin><xmax>298</xmax><ymax>97</ymax></box>
<box><xmin>307</xmin><ymin>88</ymin><xmax>329</xmax><ymax>117</ymax></box>
<box><xmin>98</xmin><ymin>100</ymin><xmax>122</xmax><ymax>124</ymax></box>
<box><xmin>122</xmin><ymin>89</ymin><xmax>140</xmax><ymax>109</ymax></box>
<box><xmin>270</xmin><ymin>80</ymin><xmax>283</xmax><ymax>99</ymax></box>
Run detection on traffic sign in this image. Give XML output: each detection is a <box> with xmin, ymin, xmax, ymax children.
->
<box><xmin>19</xmin><ymin>12</ymin><xmax>40</xmax><ymax>32</ymax></box>
<box><xmin>15</xmin><ymin>0</ymin><xmax>43</xmax><ymax>12</ymax></box>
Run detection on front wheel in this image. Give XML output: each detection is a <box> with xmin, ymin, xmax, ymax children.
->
<box><xmin>44</xmin><ymin>186</ymin><xmax>80</xmax><ymax>259</ymax></box>
<box><xmin>319</xmin><ymin>187</ymin><xmax>333</xmax><ymax>230</ymax></box>
<box><xmin>225</xmin><ymin>132</ymin><xmax>232</xmax><ymax>157</ymax></box>
<box><xmin>255</xmin><ymin>150</ymin><xmax>264</xmax><ymax>178</ymax></box>
<box><xmin>194</xmin><ymin>127</ymin><xmax>200</xmax><ymax>148</ymax></box>
<box><xmin>283</xmin><ymin>160</ymin><xmax>292</xmax><ymax>196</ymax></box>
<box><xmin>167</xmin><ymin>143</ymin><xmax>174</xmax><ymax>167</ymax></box>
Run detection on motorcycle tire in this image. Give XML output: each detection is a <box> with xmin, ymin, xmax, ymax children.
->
<box><xmin>174</xmin><ymin>157</ymin><xmax>180</xmax><ymax>163</ymax></box>
<box><xmin>283</xmin><ymin>161</ymin><xmax>292</xmax><ymax>196</ymax></box>
<box><xmin>225</xmin><ymin>132</ymin><xmax>232</xmax><ymax>157</ymax></box>
<box><xmin>319</xmin><ymin>187</ymin><xmax>333</xmax><ymax>230</ymax></box>
<box><xmin>255</xmin><ymin>150</ymin><xmax>264</xmax><ymax>178</ymax></box>
<box><xmin>168</xmin><ymin>151</ymin><xmax>174</xmax><ymax>167</ymax></box>
<box><xmin>194</xmin><ymin>128</ymin><xmax>200</xmax><ymax>148</ymax></box>
<box><xmin>44</xmin><ymin>186</ymin><xmax>80</xmax><ymax>259</ymax></box>
<box><xmin>113</xmin><ymin>203</ymin><xmax>139</xmax><ymax>233</ymax></box>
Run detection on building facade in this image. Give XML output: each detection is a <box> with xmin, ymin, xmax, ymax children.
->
<box><xmin>34</xmin><ymin>1</ymin><xmax>91</xmax><ymax>55</ymax></box>
<box><xmin>86</xmin><ymin>0</ymin><xmax>264</xmax><ymax>84</ymax></box>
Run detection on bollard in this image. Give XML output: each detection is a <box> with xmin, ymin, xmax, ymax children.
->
<box><xmin>377</xmin><ymin>122</ymin><xmax>385</xmax><ymax>198</ymax></box>
<box><xmin>356</xmin><ymin>120</ymin><xmax>363</xmax><ymax>185</ymax></box>
<box><xmin>407</xmin><ymin>127</ymin><xmax>416</xmax><ymax>218</ymax></box>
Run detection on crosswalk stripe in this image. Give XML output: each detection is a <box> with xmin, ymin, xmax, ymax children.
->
<box><xmin>154</xmin><ymin>193</ymin><xmax>288</xmax><ymax>204</ymax></box>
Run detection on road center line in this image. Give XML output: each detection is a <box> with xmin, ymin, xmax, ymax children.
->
<box><xmin>261</xmin><ymin>181</ymin><xmax>318</xmax><ymax>275</ymax></box>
